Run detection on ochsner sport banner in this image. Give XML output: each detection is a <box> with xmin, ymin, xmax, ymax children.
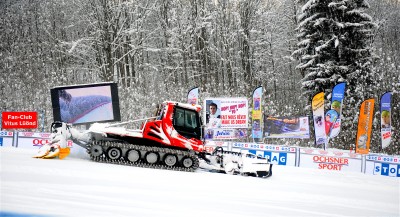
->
<box><xmin>187</xmin><ymin>87</ymin><xmax>199</xmax><ymax>105</ymax></box>
<box><xmin>356</xmin><ymin>99</ymin><xmax>375</xmax><ymax>154</ymax></box>
<box><xmin>252</xmin><ymin>86</ymin><xmax>262</xmax><ymax>139</ymax></box>
<box><xmin>380</xmin><ymin>92</ymin><xmax>392</xmax><ymax>149</ymax></box>
<box><xmin>329</xmin><ymin>83</ymin><xmax>346</xmax><ymax>138</ymax></box>
<box><xmin>312</xmin><ymin>92</ymin><xmax>326</xmax><ymax>147</ymax></box>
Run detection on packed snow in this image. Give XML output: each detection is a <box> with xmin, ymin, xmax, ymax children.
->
<box><xmin>1</xmin><ymin>147</ymin><xmax>399</xmax><ymax>217</ymax></box>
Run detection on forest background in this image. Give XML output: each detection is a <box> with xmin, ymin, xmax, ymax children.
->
<box><xmin>1</xmin><ymin>0</ymin><xmax>398</xmax><ymax>155</ymax></box>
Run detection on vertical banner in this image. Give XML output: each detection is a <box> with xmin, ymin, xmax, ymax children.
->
<box><xmin>252</xmin><ymin>86</ymin><xmax>263</xmax><ymax>140</ymax></box>
<box><xmin>356</xmin><ymin>99</ymin><xmax>375</xmax><ymax>154</ymax></box>
<box><xmin>329</xmin><ymin>83</ymin><xmax>346</xmax><ymax>138</ymax></box>
<box><xmin>187</xmin><ymin>87</ymin><xmax>199</xmax><ymax>105</ymax></box>
<box><xmin>312</xmin><ymin>92</ymin><xmax>326</xmax><ymax>147</ymax></box>
<box><xmin>380</xmin><ymin>92</ymin><xmax>392</xmax><ymax>149</ymax></box>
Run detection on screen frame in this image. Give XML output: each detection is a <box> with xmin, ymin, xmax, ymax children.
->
<box><xmin>50</xmin><ymin>82</ymin><xmax>121</xmax><ymax>125</ymax></box>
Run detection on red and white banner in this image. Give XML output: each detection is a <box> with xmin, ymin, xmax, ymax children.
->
<box><xmin>2</xmin><ymin>111</ymin><xmax>38</xmax><ymax>129</ymax></box>
<box><xmin>299</xmin><ymin>148</ymin><xmax>362</xmax><ymax>172</ymax></box>
<box><xmin>17</xmin><ymin>132</ymin><xmax>73</xmax><ymax>149</ymax></box>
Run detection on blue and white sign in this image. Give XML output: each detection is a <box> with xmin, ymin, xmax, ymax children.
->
<box><xmin>0</xmin><ymin>131</ymin><xmax>14</xmax><ymax>147</ymax></box>
<box><xmin>232</xmin><ymin>142</ymin><xmax>296</xmax><ymax>166</ymax></box>
<box><xmin>365</xmin><ymin>154</ymin><xmax>400</xmax><ymax>177</ymax></box>
<box><xmin>373</xmin><ymin>163</ymin><xmax>400</xmax><ymax>177</ymax></box>
<box><xmin>248</xmin><ymin>150</ymin><xmax>287</xmax><ymax>165</ymax></box>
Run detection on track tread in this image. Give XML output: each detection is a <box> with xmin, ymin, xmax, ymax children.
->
<box><xmin>87</xmin><ymin>141</ymin><xmax>199</xmax><ymax>172</ymax></box>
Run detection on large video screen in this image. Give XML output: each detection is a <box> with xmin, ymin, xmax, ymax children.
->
<box><xmin>51</xmin><ymin>82</ymin><xmax>121</xmax><ymax>125</ymax></box>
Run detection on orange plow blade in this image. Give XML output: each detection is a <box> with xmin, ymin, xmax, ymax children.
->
<box><xmin>58</xmin><ymin>148</ymin><xmax>71</xmax><ymax>160</ymax></box>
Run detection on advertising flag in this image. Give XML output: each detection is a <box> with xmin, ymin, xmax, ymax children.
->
<box><xmin>324</xmin><ymin>109</ymin><xmax>339</xmax><ymax>149</ymax></box>
<box><xmin>356</xmin><ymin>99</ymin><xmax>375</xmax><ymax>154</ymax></box>
<box><xmin>187</xmin><ymin>87</ymin><xmax>199</xmax><ymax>105</ymax></box>
<box><xmin>329</xmin><ymin>83</ymin><xmax>346</xmax><ymax>138</ymax></box>
<box><xmin>252</xmin><ymin>86</ymin><xmax>263</xmax><ymax>139</ymax></box>
<box><xmin>312</xmin><ymin>92</ymin><xmax>326</xmax><ymax>147</ymax></box>
<box><xmin>380</xmin><ymin>92</ymin><xmax>392</xmax><ymax>149</ymax></box>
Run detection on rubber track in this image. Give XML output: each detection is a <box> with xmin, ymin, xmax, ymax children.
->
<box><xmin>87</xmin><ymin>141</ymin><xmax>199</xmax><ymax>172</ymax></box>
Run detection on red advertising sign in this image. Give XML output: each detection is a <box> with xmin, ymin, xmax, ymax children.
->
<box><xmin>2</xmin><ymin>112</ymin><xmax>38</xmax><ymax>129</ymax></box>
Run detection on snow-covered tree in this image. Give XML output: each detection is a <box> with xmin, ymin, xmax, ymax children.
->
<box><xmin>294</xmin><ymin>0</ymin><xmax>377</xmax><ymax>98</ymax></box>
<box><xmin>293</xmin><ymin>0</ymin><xmax>378</xmax><ymax>148</ymax></box>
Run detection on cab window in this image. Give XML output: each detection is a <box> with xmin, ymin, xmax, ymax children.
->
<box><xmin>173</xmin><ymin>107</ymin><xmax>201</xmax><ymax>139</ymax></box>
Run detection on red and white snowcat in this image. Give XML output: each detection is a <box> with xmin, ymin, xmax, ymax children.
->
<box><xmin>34</xmin><ymin>101</ymin><xmax>272</xmax><ymax>177</ymax></box>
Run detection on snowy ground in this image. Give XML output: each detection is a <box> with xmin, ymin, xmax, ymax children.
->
<box><xmin>1</xmin><ymin>147</ymin><xmax>399</xmax><ymax>217</ymax></box>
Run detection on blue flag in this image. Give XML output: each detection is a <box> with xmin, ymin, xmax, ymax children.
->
<box><xmin>329</xmin><ymin>83</ymin><xmax>346</xmax><ymax>138</ymax></box>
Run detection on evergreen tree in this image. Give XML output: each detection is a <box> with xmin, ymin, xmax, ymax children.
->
<box><xmin>293</xmin><ymin>0</ymin><xmax>378</xmax><ymax>149</ymax></box>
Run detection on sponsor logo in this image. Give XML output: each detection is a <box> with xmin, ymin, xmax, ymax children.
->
<box><xmin>374</xmin><ymin>163</ymin><xmax>400</xmax><ymax>177</ymax></box>
<box><xmin>334</xmin><ymin>151</ymin><xmax>343</xmax><ymax>156</ymax></box>
<box><xmin>0</xmin><ymin>131</ymin><xmax>13</xmax><ymax>136</ymax></box>
<box><xmin>39</xmin><ymin>133</ymin><xmax>51</xmax><ymax>138</ymax></box>
<box><xmin>367</xmin><ymin>155</ymin><xmax>399</xmax><ymax>163</ymax></box>
<box><xmin>22</xmin><ymin>132</ymin><xmax>34</xmax><ymax>137</ymax></box>
<box><xmin>313</xmin><ymin>156</ymin><xmax>349</xmax><ymax>171</ymax></box>
<box><xmin>304</xmin><ymin>149</ymin><xmax>314</xmax><ymax>154</ymax></box>
<box><xmin>318</xmin><ymin>150</ymin><xmax>328</xmax><ymax>155</ymax></box>
<box><xmin>348</xmin><ymin>153</ymin><xmax>358</xmax><ymax>158</ymax></box>
<box><xmin>32</xmin><ymin>139</ymin><xmax>51</xmax><ymax>146</ymax></box>
<box><xmin>262</xmin><ymin>152</ymin><xmax>287</xmax><ymax>165</ymax></box>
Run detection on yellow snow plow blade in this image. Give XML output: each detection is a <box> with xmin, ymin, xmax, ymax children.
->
<box><xmin>58</xmin><ymin>147</ymin><xmax>71</xmax><ymax>159</ymax></box>
<box><xmin>33</xmin><ymin>144</ymin><xmax>51</xmax><ymax>158</ymax></box>
<box><xmin>33</xmin><ymin>144</ymin><xmax>70</xmax><ymax>159</ymax></box>
<box><xmin>43</xmin><ymin>147</ymin><xmax>60</xmax><ymax>159</ymax></box>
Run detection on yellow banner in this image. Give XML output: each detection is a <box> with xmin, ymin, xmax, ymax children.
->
<box><xmin>312</xmin><ymin>92</ymin><xmax>326</xmax><ymax>146</ymax></box>
<box><xmin>252</xmin><ymin>110</ymin><xmax>261</xmax><ymax>119</ymax></box>
<box><xmin>356</xmin><ymin>99</ymin><xmax>375</xmax><ymax>154</ymax></box>
<box><xmin>312</xmin><ymin>92</ymin><xmax>324</xmax><ymax>111</ymax></box>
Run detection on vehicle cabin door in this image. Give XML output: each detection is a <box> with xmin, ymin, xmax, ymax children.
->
<box><xmin>173</xmin><ymin>107</ymin><xmax>201</xmax><ymax>140</ymax></box>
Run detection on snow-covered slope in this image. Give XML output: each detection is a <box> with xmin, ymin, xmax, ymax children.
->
<box><xmin>1</xmin><ymin>147</ymin><xmax>399</xmax><ymax>217</ymax></box>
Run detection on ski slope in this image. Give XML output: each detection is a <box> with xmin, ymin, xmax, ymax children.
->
<box><xmin>1</xmin><ymin>147</ymin><xmax>399</xmax><ymax>217</ymax></box>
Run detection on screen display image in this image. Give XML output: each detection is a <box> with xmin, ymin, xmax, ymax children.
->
<box><xmin>51</xmin><ymin>83</ymin><xmax>121</xmax><ymax>125</ymax></box>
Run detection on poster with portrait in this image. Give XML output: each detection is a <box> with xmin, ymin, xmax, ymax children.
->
<box><xmin>204</xmin><ymin>98</ymin><xmax>248</xmax><ymax>129</ymax></box>
<box><xmin>380</xmin><ymin>92</ymin><xmax>392</xmax><ymax>149</ymax></box>
<box><xmin>356</xmin><ymin>99</ymin><xmax>375</xmax><ymax>154</ymax></box>
<box><xmin>325</xmin><ymin>109</ymin><xmax>339</xmax><ymax>137</ymax></box>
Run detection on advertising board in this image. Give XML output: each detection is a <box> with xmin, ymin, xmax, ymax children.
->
<box><xmin>299</xmin><ymin>148</ymin><xmax>362</xmax><ymax>172</ymax></box>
